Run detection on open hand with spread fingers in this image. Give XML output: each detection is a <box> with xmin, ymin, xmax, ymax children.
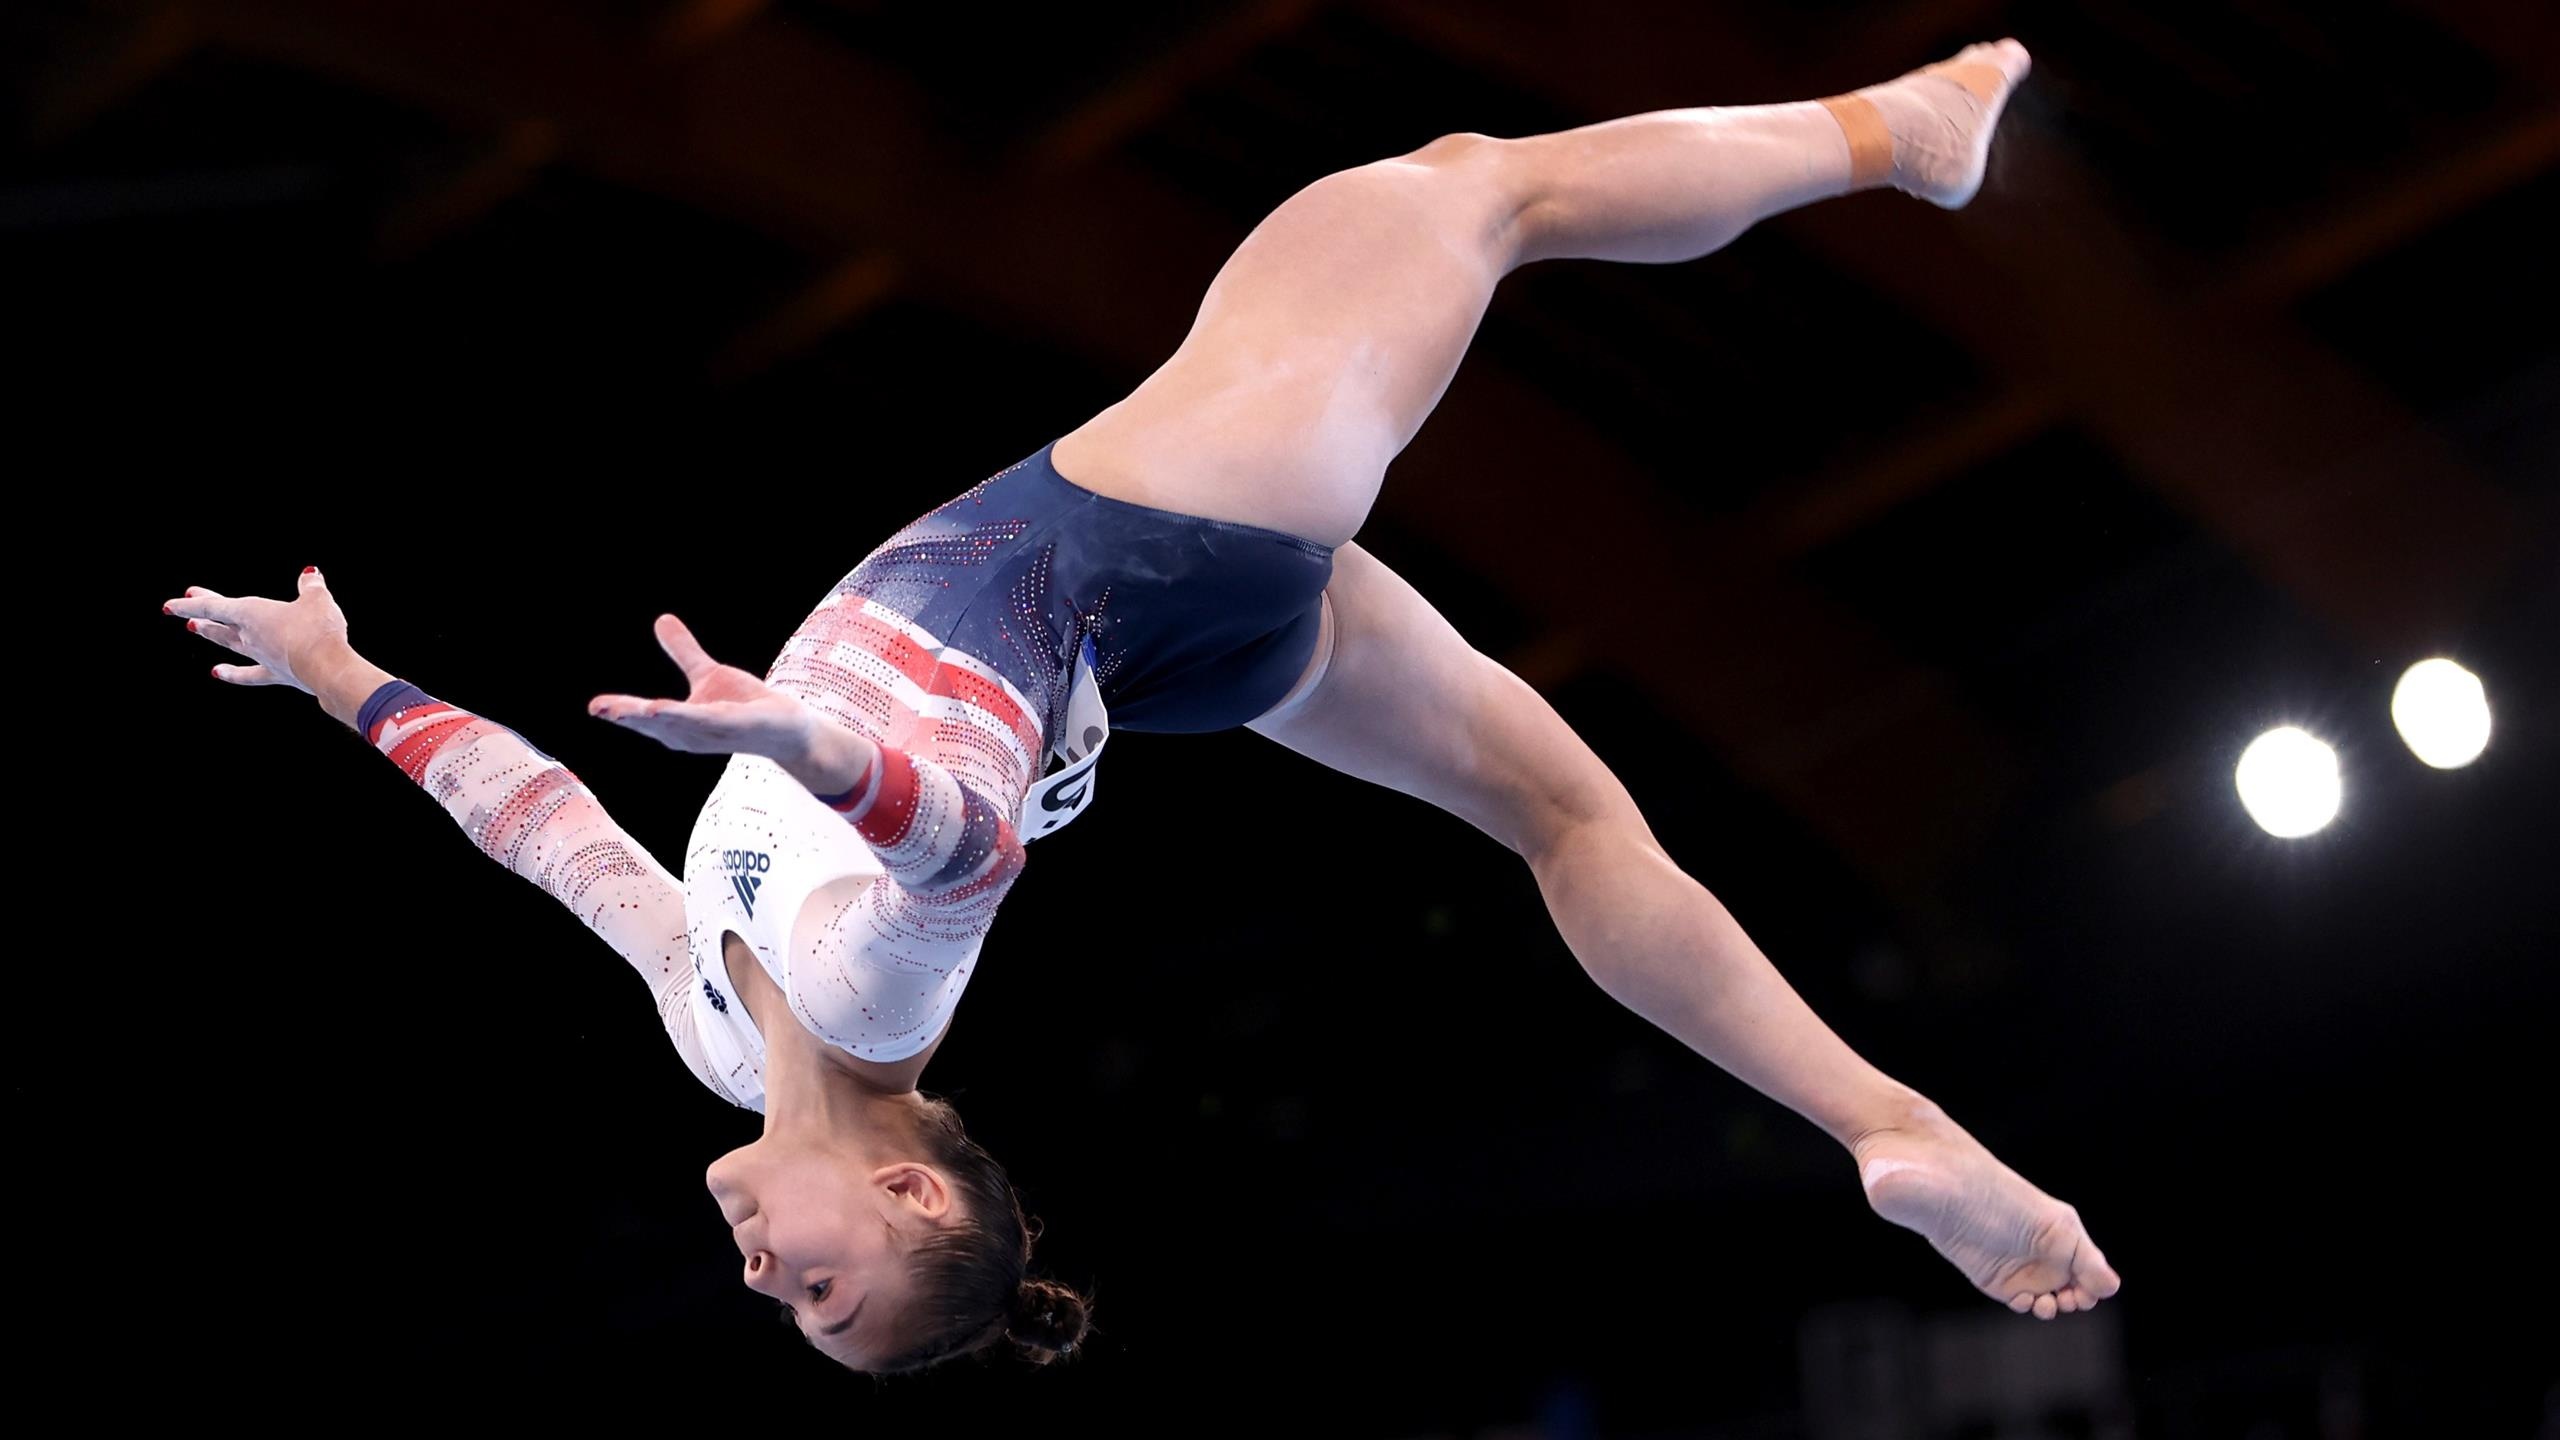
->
<box><xmin>162</xmin><ymin>563</ymin><xmax>409</xmax><ymax>734</ymax></box>
<box><xmin>590</xmin><ymin>614</ymin><xmax>867</xmax><ymax>795</ymax></box>
<box><xmin>165</xmin><ymin>566</ymin><xmax>353</xmax><ymax>694</ymax></box>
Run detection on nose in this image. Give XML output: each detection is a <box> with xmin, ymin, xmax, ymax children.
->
<box><xmin>741</xmin><ymin>1249</ymin><xmax>781</xmax><ymax>1296</ymax></box>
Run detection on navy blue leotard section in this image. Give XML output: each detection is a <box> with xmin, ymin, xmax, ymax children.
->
<box><xmin>841</xmin><ymin>440</ymin><xmax>1337</xmax><ymax>739</ymax></box>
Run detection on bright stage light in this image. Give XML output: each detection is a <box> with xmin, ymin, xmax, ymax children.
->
<box><xmin>2235</xmin><ymin>726</ymin><xmax>2341</xmax><ymax>838</ymax></box>
<box><xmin>2391</xmin><ymin>658</ymin><xmax>2491</xmax><ymax>769</ymax></box>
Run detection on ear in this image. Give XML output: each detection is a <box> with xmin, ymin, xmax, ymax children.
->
<box><xmin>873</xmin><ymin>1161</ymin><xmax>955</xmax><ymax>1221</ymax></box>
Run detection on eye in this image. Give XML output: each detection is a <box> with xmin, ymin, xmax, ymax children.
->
<box><xmin>807</xmin><ymin>1279</ymin><xmax>831</xmax><ymax>1303</ymax></box>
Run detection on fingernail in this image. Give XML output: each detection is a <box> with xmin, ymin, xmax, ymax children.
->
<box><xmin>304</xmin><ymin>566</ymin><xmax>317</xmax><ymax>575</ymax></box>
<box><xmin>162</xmin><ymin>604</ymin><xmax>173</xmax><ymax>615</ymax></box>
<box><xmin>210</xmin><ymin>666</ymin><xmax>223</xmax><ymax>679</ymax></box>
<box><xmin>187</xmin><ymin>620</ymin><xmax>199</xmax><ymax>633</ymax></box>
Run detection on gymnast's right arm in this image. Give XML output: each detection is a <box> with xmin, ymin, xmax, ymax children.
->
<box><xmin>165</xmin><ymin>568</ymin><xmax>733</xmax><ymax>1099</ymax></box>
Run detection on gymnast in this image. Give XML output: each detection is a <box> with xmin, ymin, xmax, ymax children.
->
<box><xmin>165</xmin><ymin>39</ymin><xmax>2117</xmax><ymax>1374</ymax></box>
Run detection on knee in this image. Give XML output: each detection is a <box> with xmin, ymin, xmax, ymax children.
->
<box><xmin>1384</xmin><ymin>131</ymin><xmax>1533</xmax><ymax>267</ymax></box>
<box><xmin>1400</xmin><ymin>130</ymin><xmax>1502</xmax><ymax>168</ymax></box>
<box><xmin>1506</xmin><ymin>758</ymin><xmax>1645</xmax><ymax>866</ymax></box>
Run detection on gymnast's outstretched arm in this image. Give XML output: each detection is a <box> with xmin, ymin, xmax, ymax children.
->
<box><xmin>163</xmin><ymin>568</ymin><xmax>729</xmax><ymax>1095</ymax></box>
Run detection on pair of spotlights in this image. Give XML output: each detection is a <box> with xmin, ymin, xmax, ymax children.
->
<box><xmin>2234</xmin><ymin>658</ymin><xmax>2491</xmax><ymax>838</ymax></box>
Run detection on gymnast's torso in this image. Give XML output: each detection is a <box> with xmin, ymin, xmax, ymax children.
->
<box><xmin>359</xmin><ymin>438</ymin><xmax>1336</xmax><ymax>1111</ymax></box>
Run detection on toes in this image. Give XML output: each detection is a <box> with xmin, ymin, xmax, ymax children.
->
<box><xmin>2077</xmin><ymin>1242</ymin><xmax>2123</xmax><ymax>1299</ymax></box>
<box><xmin>1962</xmin><ymin>38</ymin><xmax>2032</xmax><ymax>83</ymax></box>
<box><xmin>1938</xmin><ymin>39</ymin><xmax>2031</xmax><ymax>101</ymax></box>
<box><xmin>2008</xmin><ymin>1292</ymin><xmax>2035</xmax><ymax>1314</ymax></box>
<box><xmin>2032</xmin><ymin>1293</ymin><xmax>2059</xmax><ymax>1321</ymax></box>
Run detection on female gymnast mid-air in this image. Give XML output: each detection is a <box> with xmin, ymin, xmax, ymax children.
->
<box><xmin>167</xmin><ymin>40</ymin><xmax>2119</xmax><ymax>1373</ymax></box>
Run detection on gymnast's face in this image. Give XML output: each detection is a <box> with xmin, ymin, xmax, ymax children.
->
<box><xmin>704</xmin><ymin>1136</ymin><xmax>956</xmax><ymax>1367</ymax></box>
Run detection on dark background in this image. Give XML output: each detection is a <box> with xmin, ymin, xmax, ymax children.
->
<box><xmin>20</xmin><ymin>0</ymin><xmax>2556</xmax><ymax>1433</ymax></box>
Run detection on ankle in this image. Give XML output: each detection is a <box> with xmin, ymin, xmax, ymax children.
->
<box><xmin>1817</xmin><ymin>92</ymin><xmax>1897</xmax><ymax>192</ymax></box>
<box><xmin>1840</xmin><ymin>1088</ymin><xmax>1953</xmax><ymax>1156</ymax></box>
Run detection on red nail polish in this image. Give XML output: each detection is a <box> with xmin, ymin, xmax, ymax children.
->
<box><xmin>162</xmin><ymin>604</ymin><xmax>173</xmax><ymax>615</ymax></box>
<box><xmin>210</xmin><ymin>667</ymin><xmax>223</xmax><ymax>678</ymax></box>
<box><xmin>186</xmin><ymin>620</ymin><xmax>199</xmax><ymax>633</ymax></box>
<box><xmin>304</xmin><ymin>566</ymin><xmax>317</xmax><ymax>575</ymax></box>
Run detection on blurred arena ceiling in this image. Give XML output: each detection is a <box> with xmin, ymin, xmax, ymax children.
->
<box><xmin>17</xmin><ymin>0</ymin><xmax>2554</xmax><ymax>922</ymax></box>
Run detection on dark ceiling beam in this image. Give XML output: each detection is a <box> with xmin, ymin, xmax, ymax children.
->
<box><xmin>2416</xmin><ymin>0</ymin><xmax>2560</xmax><ymax>89</ymax></box>
<box><xmin>2222</xmin><ymin>103</ymin><xmax>2560</xmax><ymax>307</ymax></box>
<box><xmin>1786</xmin><ymin>128</ymin><xmax>2525</xmax><ymax>657</ymax></box>
<box><xmin>1385</xmin><ymin>363</ymin><xmax>2017</xmax><ymax>894</ymax></box>
<box><xmin>651</xmin><ymin>0</ymin><xmax>772</xmax><ymax>57</ymax></box>
<box><xmin>205</xmin><ymin>0</ymin><xmax>1235</xmax><ymax>365</ymax></box>
<box><xmin>708</xmin><ymin>247</ymin><xmax>903</xmax><ymax>384</ymax></box>
<box><xmin>201</xmin><ymin>0</ymin><xmax>2004</xmax><ymax>898</ymax></box>
<box><xmin>371</xmin><ymin>118</ymin><xmax>558</xmax><ymax>264</ymax></box>
<box><xmin>22</xmin><ymin>1</ymin><xmax>196</xmax><ymax>148</ymax></box>
<box><xmin>1370</xmin><ymin>0</ymin><xmax>2528</xmax><ymax>657</ymax></box>
<box><xmin>1750</xmin><ymin>387</ymin><xmax>2059</xmax><ymax>558</ymax></box>
<box><xmin>1757</xmin><ymin>100</ymin><xmax>2560</xmax><ymax>558</ymax></box>
<box><xmin>713</xmin><ymin>0</ymin><xmax>1329</xmax><ymax>381</ymax></box>
<box><xmin>1014</xmin><ymin>0</ymin><xmax>1329</xmax><ymax>177</ymax></box>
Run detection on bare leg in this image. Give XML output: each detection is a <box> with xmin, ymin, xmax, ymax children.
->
<box><xmin>1055</xmin><ymin>41</ymin><xmax>2031</xmax><ymax>549</ymax></box>
<box><xmin>1257</xmin><ymin>542</ymin><xmax>2122</xmax><ymax>1320</ymax></box>
<box><xmin>1120</xmin><ymin>39</ymin><xmax>2115</xmax><ymax>1318</ymax></box>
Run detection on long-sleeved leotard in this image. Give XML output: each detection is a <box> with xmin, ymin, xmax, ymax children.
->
<box><xmin>357</xmin><ymin>689</ymin><xmax>728</xmax><ymax>1092</ymax></box>
<box><xmin>357</xmin><ymin>588</ymin><xmax>1034</xmax><ymax>1103</ymax></box>
<box><xmin>354</xmin><ymin>438</ymin><xmax>1335</xmax><ymax>1101</ymax></box>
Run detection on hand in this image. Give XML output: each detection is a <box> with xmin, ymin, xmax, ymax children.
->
<box><xmin>166</xmin><ymin>566</ymin><xmax>353</xmax><ymax>694</ymax></box>
<box><xmin>590</xmin><ymin>615</ymin><xmax>823</xmax><ymax>771</ymax></box>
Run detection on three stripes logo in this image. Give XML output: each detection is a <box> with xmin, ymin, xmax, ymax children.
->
<box><xmin>721</xmin><ymin>849</ymin><xmax>773</xmax><ymax>918</ymax></box>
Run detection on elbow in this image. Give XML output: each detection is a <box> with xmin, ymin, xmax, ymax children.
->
<box><xmin>978</xmin><ymin>827</ymin><xmax>1028</xmax><ymax>896</ymax></box>
<box><xmin>912</xmin><ymin>809</ymin><xmax>1025</xmax><ymax>903</ymax></box>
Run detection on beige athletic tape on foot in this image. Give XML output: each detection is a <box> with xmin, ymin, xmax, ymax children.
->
<box><xmin>1818</xmin><ymin>93</ymin><xmax>1895</xmax><ymax>189</ymax></box>
<box><xmin>1919</xmin><ymin>61</ymin><xmax>2006</xmax><ymax>105</ymax></box>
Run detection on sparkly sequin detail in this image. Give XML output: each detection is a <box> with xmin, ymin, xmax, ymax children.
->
<box><xmin>823</xmin><ymin>516</ymin><xmax>1024</xmax><ymax>627</ymax></box>
<box><xmin>362</xmin><ymin>439</ymin><xmax>1327</xmax><ymax>1110</ymax></box>
<box><xmin>727</xmin><ymin>575</ymin><xmax>1036</xmax><ymax>1066</ymax></box>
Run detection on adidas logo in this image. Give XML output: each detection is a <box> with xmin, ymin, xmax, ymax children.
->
<box><xmin>720</xmin><ymin>849</ymin><xmax>773</xmax><ymax>918</ymax></box>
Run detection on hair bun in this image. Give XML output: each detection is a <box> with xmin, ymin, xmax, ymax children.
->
<box><xmin>1005</xmin><ymin>1278</ymin><xmax>1093</xmax><ymax>1363</ymax></box>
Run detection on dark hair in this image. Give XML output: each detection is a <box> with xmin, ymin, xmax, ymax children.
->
<box><xmin>868</xmin><ymin>1095</ymin><xmax>1093</xmax><ymax>1374</ymax></box>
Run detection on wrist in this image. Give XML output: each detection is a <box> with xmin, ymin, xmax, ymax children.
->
<box><xmin>304</xmin><ymin>646</ymin><xmax>394</xmax><ymax>730</ymax></box>
<box><xmin>786</xmin><ymin>716</ymin><xmax>871</xmax><ymax>800</ymax></box>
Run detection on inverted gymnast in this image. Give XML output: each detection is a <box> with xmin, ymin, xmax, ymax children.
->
<box><xmin>168</xmin><ymin>39</ymin><xmax>2118</xmax><ymax>1373</ymax></box>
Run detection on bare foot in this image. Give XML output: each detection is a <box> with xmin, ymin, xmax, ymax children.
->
<box><xmin>1851</xmin><ymin>1099</ymin><xmax>2121</xmax><ymax>1319</ymax></box>
<box><xmin>1856</xmin><ymin>38</ymin><xmax>2034</xmax><ymax>209</ymax></box>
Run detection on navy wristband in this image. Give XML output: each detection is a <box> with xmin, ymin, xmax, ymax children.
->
<box><xmin>356</xmin><ymin>679</ymin><xmax>434</xmax><ymax>742</ymax></box>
